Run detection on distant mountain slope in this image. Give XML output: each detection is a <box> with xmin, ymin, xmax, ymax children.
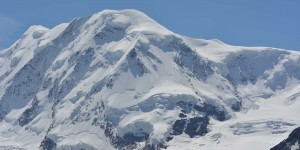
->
<box><xmin>0</xmin><ymin>9</ymin><xmax>299</xmax><ymax>150</ymax></box>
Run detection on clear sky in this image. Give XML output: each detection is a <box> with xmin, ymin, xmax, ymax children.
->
<box><xmin>0</xmin><ymin>0</ymin><xmax>299</xmax><ymax>50</ymax></box>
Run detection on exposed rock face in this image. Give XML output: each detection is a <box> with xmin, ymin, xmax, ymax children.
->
<box><xmin>271</xmin><ymin>127</ymin><xmax>300</xmax><ymax>150</ymax></box>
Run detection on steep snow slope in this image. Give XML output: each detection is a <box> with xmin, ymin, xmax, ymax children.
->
<box><xmin>0</xmin><ymin>9</ymin><xmax>299</xmax><ymax>150</ymax></box>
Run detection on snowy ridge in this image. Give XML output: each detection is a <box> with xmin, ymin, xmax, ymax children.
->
<box><xmin>0</xmin><ymin>9</ymin><xmax>299</xmax><ymax>150</ymax></box>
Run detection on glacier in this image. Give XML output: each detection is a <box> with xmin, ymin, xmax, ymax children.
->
<box><xmin>0</xmin><ymin>9</ymin><xmax>299</xmax><ymax>150</ymax></box>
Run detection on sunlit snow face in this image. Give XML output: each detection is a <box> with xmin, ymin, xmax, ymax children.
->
<box><xmin>0</xmin><ymin>9</ymin><xmax>299</xmax><ymax>150</ymax></box>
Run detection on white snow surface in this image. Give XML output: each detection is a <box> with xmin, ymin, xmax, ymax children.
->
<box><xmin>0</xmin><ymin>9</ymin><xmax>299</xmax><ymax>150</ymax></box>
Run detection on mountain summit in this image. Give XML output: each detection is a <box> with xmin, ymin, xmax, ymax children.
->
<box><xmin>0</xmin><ymin>9</ymin><xmax>299</xmax><ymax>150</ymax></box>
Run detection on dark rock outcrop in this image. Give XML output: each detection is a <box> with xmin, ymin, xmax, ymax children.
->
<box><xmin>271</xmin><ymin>127</ymin><xmax>300</xmax><ymax>150</ymax></box>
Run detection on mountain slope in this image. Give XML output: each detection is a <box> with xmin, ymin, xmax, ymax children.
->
<box><xmin>0</xmin><ymin>9</ymin><xmax>299</xmax><ymax>150</ymax></box>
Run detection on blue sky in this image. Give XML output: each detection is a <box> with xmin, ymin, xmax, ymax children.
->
<box><xmin>0</xmin><ymin>0</ymin><xmax>299</xmax><ymax>50</ymax></box>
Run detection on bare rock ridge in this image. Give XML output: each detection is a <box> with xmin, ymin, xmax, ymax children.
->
<box><xmin>0</xmin><ymin>9</ymin><xmax>299</xmax><ymax>150</ymax></box>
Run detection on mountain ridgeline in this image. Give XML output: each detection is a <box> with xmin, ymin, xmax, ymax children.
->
<box><xmin>0</xmin><ymin>10</ymin><xmax>299</xmax><ymax>150</ymax></box>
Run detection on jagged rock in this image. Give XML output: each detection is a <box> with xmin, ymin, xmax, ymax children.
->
<box><xmin>271</xmin><ymin>127</ymin><xmax>300</xmax><ymax>150</ymax></box>
<box><xmin>40</xmin><ymin>138</ymin><xmax>56</xmax><ymax>150</ymax></box>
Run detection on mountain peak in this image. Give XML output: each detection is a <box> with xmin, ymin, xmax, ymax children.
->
<box><xmin>85</xmin><ymin>9</ymin><xmax>173</xmax><ymax>35</ymax></box>
<box><xmin>23</xmin><ymin>25</ymin><xmax>49</xmax><ymax>38</ymax></box>
<box><xmin>0</xmin><ymin>9</ymin><xmax>300</xmax><ymax>150</ymax></box>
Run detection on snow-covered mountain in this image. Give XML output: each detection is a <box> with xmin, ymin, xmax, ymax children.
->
<box><xmin>0</xmin><ymin>9</ymin><xmax>299</xmax><ymax>150</ymax></box>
